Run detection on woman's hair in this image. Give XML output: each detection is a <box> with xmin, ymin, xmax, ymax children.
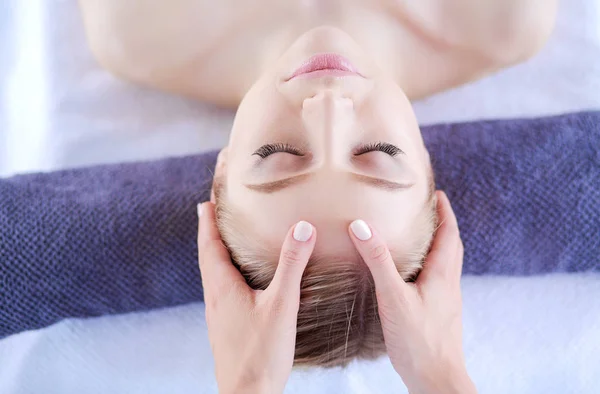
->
<box><xmin>213</xmin><ymin>171</ymin><xmax>437</xmax><ymax>367</ymax></box>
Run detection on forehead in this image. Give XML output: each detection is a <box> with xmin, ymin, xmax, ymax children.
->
<box><xmin>227</xmin><ymin>173</ymin><xmax>429</xmax><ymax>260</ymax></box>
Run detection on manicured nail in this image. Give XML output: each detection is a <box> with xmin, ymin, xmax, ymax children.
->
<box><xmin>350</xmin><ymin>220</ymin><xmax>372</xmax><ymax>241</ymax></box>
<box><xmin>293</xmin><ymin>221</ymin><xmax>313</xmax><ymax>242</ymax></box>
<box><xmin>197</xmin><ymin>203</ymin><xmax>203</xmax><ymax>218</ymax></box>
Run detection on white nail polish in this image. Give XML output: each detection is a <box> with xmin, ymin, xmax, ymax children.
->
<box><xmin>293</xmin><ymin>221</ymin><xmax>313</xmax><ymax>242</ymax></box>
<box><xmin>197</xmin><ymin>203</ymin><xmax>203</xmax><ymax>217</ymax></box>
<box><xmin>350</xmin><ymin>220</ymin><xmax>372</xmax><ymax>241</ymax></box>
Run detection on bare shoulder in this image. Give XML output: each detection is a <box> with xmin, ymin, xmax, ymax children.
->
<box><xmin>78</xmin><ymin>0</ymin><xmax>257</xmax><ymax>105</ymax></box>
<box><xmin>387</xmin><ymin>0</ymin><xmax>558</xmax><ymax>62</ymax></box>
<box><xmin>383</xmin><ymin>0</ymin><xmax>558</xmax><ymax>98</ymax></box>
<box><xmin>77</xmin><ymin>0</ymin><xmax>558</xmax><ymax>104</ymax></box>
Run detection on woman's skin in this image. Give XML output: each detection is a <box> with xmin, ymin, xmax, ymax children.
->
<box><xmin>80</xmin><ymin>1</ymin><xmax>556</xmax><ymax>392</ymax></box>
<box><xmin>79</xmin><ymin>0</ymin><xmax>557</xmax><ymax>280</ymax></box>
<box><xmin>80</xmin><ymin>0</ymin><xmax>557</xmax><ymax>106</ymax></box>
<box><xmin>198</xmin><ymin>192</ymin><xmax>476</xmax><ymax>394</ymax></box>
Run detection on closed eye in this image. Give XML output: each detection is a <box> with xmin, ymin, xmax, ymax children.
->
<box><xmin>353</xmin><ymin>142</ymin><xmax>403</xmax><ymax>157</ymax></box>
<box><xmin>252</xmin><ymin>143</ymin><xmax>305</xmax><ymax>159</ymax></box>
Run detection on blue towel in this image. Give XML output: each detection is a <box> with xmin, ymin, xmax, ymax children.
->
<box><xmin>1</xmin><ymin>111</ymin><xmax>599</xmax><ymax>338</ymax></box>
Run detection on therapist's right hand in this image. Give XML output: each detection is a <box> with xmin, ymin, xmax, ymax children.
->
<box><xmin>348</xmin><ymin>191</ymin><xmax>477</xmax><ymax>394</ymax></box>
<box><xmin>198</xmin><ymin>202</ymin><xmax>317</xmax><ymax>394</ymax></box>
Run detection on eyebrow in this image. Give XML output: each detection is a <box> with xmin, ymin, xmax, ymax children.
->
<box><xmin>245</xmin><ymin>173</ymin><xmax>414</xmax><ymax>193</ymax></box>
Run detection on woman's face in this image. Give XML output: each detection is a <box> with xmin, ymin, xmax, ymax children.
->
<box><xmin>220</xmin><ymin>27</ymin><xmax>431</xmax><ymax>261</ymax></box>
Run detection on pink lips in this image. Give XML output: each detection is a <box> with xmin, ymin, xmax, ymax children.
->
<box><xmin>287</xmin><ymin>53</ymin><xmax>362</xmax><ymax>80</ymax></box>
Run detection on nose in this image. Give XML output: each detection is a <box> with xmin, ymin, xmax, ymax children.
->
<box><xmin>301</xmin><ymin>90</ymin><xmax>355</xmax><ymax>158</ymax></box>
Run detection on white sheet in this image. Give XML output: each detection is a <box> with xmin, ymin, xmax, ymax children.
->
<box><xmin>1</xmin><ymin>275</ymin><xmax>599</xmax><ymax>394</ymax></box>
<box><xmin>1</xmin><ymin>0</ymin><xmax>600</xmax><ymax>393</ymax></box>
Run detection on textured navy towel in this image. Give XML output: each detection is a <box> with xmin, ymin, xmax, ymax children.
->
<box><xmin>1</xmin><ymin>111</ymin><xmax>599</xmax><ymax>338</ymax></box>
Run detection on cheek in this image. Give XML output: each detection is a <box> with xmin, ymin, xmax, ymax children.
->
<box><xmin>229</xmin><ymin>76</ymin><xmax>273</xmax><ymax>143</ymax></box>
<box><xmin>373</xmin><ymin>95</ymin><xmax>426</xmax><ymax>166</ymax></box>
<box><xmin>230</xmin><ymin>83</ymin><xmax>299</xmax><ymax>150</ymax></box>
<box><xmin>373</xmin><ymin>80</ymin><xmax>419</xmax><ymax>129</ymax></box>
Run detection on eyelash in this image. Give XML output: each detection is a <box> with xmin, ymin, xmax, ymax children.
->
<box><xmin>252</xmin><ymin>143</ymin><xmax>304</xmax><ymax>158</ymax></box>
<box><xmin>252</xmin><ymin>141</ymin><xmax>403</xmax><ymax>159</ymax></box>
<box><xmin>354</xmin><ymin>142</ymin><xmax>403</xmax><ymax>157</ymax></box>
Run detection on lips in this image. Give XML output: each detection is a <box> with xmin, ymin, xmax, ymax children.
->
<box><xmin>287</xmin><ymin>53</ymin><xmax>362</xmax><ymax>80</ymax></box>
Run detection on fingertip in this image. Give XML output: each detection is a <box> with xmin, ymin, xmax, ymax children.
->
<box><xmin>436</xmin><ymin>189</ymin><xmax>448</xmax><ymax>200</ymax></box>
<box><xmin>435</xmin><ymin>190</ymin><xmax>449</xmax><ymax>211</ymax></box>
<box><xmin>202</xmin><ymin>201</ymin><xmax>215</xmax><ymax>214</ymax></box>
<box><xmin>201</xmin><ymin>202</ymin><xmax>217</xmax><ymax>223</ymax></box>
<box><xmin>349</xmin><ymin>219</ymin><xmax>372</xmax><ymax>241</ymax></box>
<box><xmin>435</xmin><ymin>191</ymin><xmax>458</xmax><ymax>228</ymax></box>
<box><xmin>198</xmin><ymin>202</ymin><xmax>214</xmax><ymax>225</ymax></box>
<box><xmin>197</xmin><ymin>202</ymin><xmax>207</xmax><ymax>238</ymax></box>
<box><xmin>197</xmin><ymin>202</ymin><xmax>221</xmax><ymax>252</ymax></box>
<box><xmin>292</xmin><ymin>220</ymin><xmax>314</xmax><ymax>242</ymax></box>
<box><xmin>285</xmin><ymin>220</ymin><xmax>317</xmax><ymax>261</ymax></box>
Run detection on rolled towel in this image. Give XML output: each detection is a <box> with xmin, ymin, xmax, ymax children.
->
<box><xmin>1</xmin><ymin>111</ymin><xmax>598</xmax><ymax>338</ymax></box>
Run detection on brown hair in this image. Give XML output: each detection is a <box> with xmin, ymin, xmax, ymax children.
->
<box><xmin>213</xmin><ymin>172</ymin><xmax>437</xmax><ymax>367</ymax></box>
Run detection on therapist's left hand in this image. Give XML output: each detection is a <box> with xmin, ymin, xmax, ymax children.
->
<box><xmin>197</xmin><ymin>202</ymin><xmax>316</xmax><ymax>394</ymax></box>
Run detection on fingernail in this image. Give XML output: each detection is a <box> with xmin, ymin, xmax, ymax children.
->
<box><xmin>350</xmin><ymin>220</ymin><xmax>372</xmax><ymax>241</ymax></box>
<box><xmin>197</xmin><ymin>203</ymin><xmax>203</xmax><ymax>218</ymax></box>
<box><xmin>293</xmin><ymin>221</ymin><xmax>313</xmax><ymax>242</ymax></box>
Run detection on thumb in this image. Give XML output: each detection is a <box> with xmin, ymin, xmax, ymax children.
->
<box><xmin>265</xmin><ymin>221</ymin><xmax>317</xmax><ymax>303</ymax></box>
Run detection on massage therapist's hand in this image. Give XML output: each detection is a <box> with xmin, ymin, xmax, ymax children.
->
<box><xmin>348</xmin><ymin>191</ymin><xmax>477</xmax><ymax>394</ymax></box>
<box><xmin>197</xmin><ymin>202</ymin><xmax>316</xmax><ymax>394</ymax></box>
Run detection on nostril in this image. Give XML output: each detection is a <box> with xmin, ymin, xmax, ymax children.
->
<box><xmin>302</xmin><ymin>94</ymin><xmax>354</xmax><ymax>110</ymax></box>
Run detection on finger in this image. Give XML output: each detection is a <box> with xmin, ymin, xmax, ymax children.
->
<box><xmin>210</xmin><ymin>188</ymin><xmax>216</xmax><ymax>204</ymax></box>
<box><xmin>197</xmin><ymin>202</ymin><xmax>221</xmax><ymax>260</ymax></box>
<box><xmin>417</xmin><ymin>191</ymin><xmax>463</xmax><ymax>287</ymax></box>
<box><xmin>197</xmin><ymin>202</ymin><xmax>248</xmax><ymax>297</ymax></box>
<box><xmin>265</xmin><ymin>221</ymin><xmax>317</xmax><ymax>302</ymax></box>
<box><xmin>348</xmin><ymin>219</ymin><xmax>406</xmax><ymax>296</ymax></box>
